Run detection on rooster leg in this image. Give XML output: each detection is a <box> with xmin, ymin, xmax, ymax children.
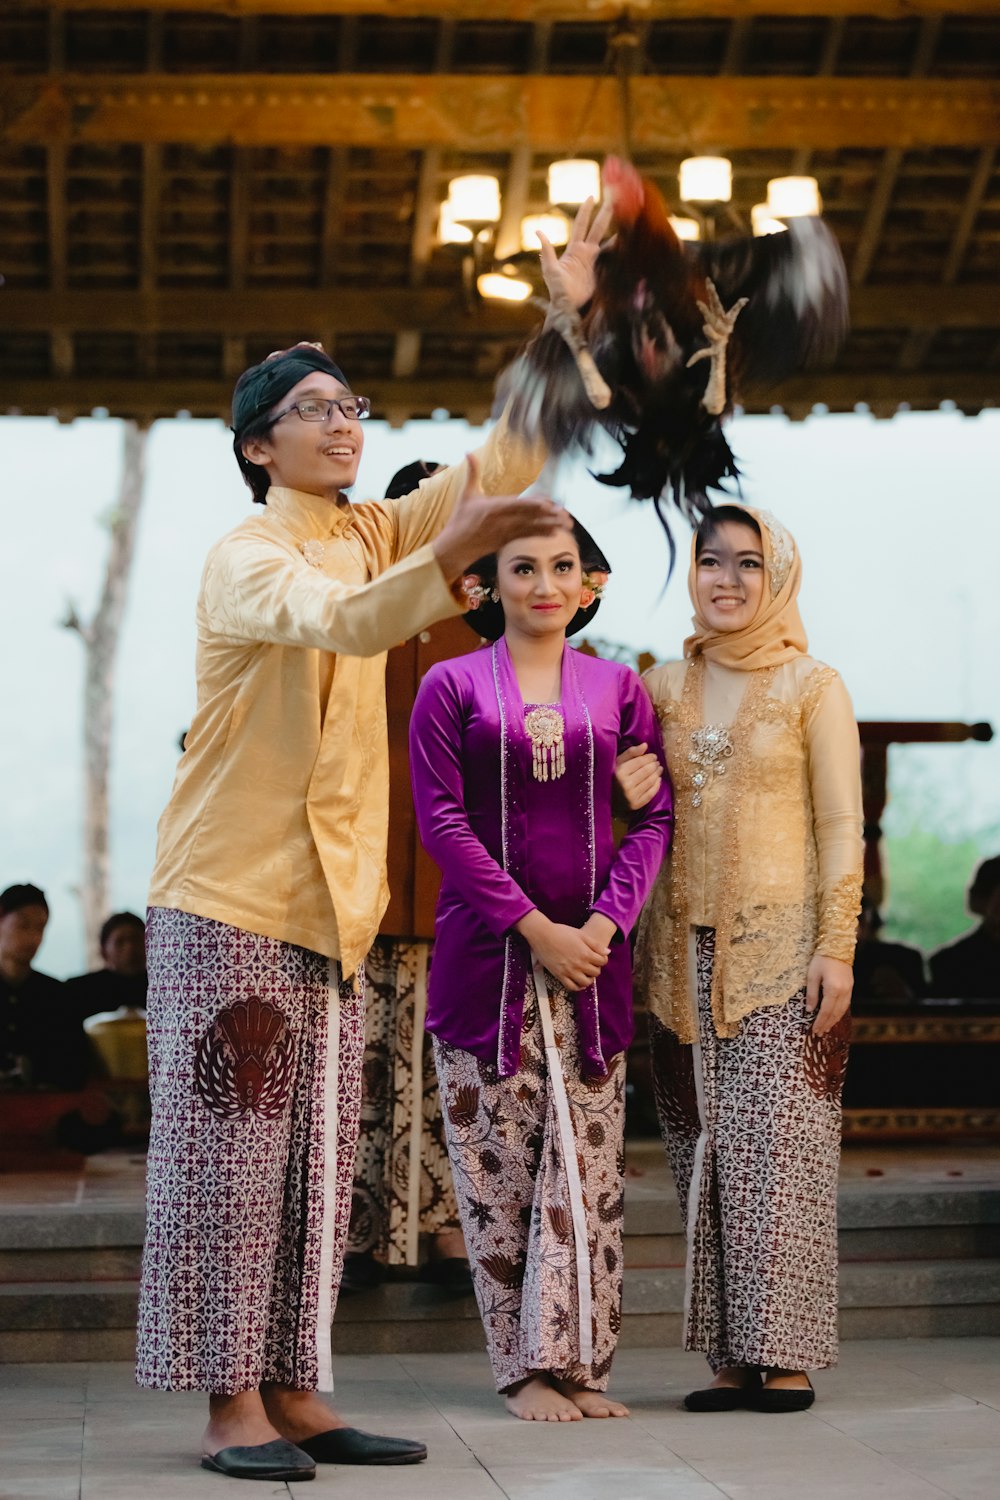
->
<box><xmin>535</xmin><ymin>292</ymin><xmax>613</xmax><ymax>412</ymax></box>
<box><xmin>686</xmin><ymin>279</ymin><xmax>749</xmax><ymax>417</ymax></box>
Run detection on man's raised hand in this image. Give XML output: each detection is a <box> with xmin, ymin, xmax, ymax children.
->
<box><xmin>432</xmin><ymin>452</ymin><xmax>570</xmax><ymax>586</ymax></box>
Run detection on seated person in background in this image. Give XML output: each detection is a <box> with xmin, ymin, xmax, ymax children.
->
<box><xmin>67</xmin><ymin>911</ymin><xmax>148</xmax><ymax>1023</ymax></box>
<box><xmin>0</xmin><ymin>883</ymin><xmax>85</xmax><ymax>1090</ymax></box>
<box><xmin>930</xmin><ymin>855</ymin><xmax>1000</xmax><ymax>1001</ymax></box>
<box><xmin>852</xmin><ymin>896</ymin><xmax>926</xmax><ymax>1009</ymax></box>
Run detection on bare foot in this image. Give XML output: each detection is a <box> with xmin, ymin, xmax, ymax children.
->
<box><xmin>504</xmin><ymin>1374</ymin><xmax>582</xmax><ymax>1422</ymax></box>
<box><xmin>553</xmin><ymin>1380</ymin><xmax>630</xmax><ymax>1418</ymax></box>
<box><xmin>261</xmin><ymin>1384</ymin><xmax>346</xmax><ymax>1441</ymax></box>
<box><xmin>203</xmin><ymin>1390</ymin><xmax>284</xmax><ymax>1458</ymax></box>
<box><xmin>432</xmin><ymin>1226</ymin><xmax>467</xmax><ymax>1260</ymax></box>
<box><xmin>762</xmin><ymin>1368</ymin><xmax>811</xmax><ymax>1391</ymax></box>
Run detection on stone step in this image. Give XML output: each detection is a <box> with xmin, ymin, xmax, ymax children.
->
<box><xmin>621</xmin><ymin>1182</ymin><xmax>1000</xmax><ymax>1237</ymax></box>
<box><xmin>3</xmin><ymin>1257</ymin><xmax>999</xmax><ymax>1364</ymax></box>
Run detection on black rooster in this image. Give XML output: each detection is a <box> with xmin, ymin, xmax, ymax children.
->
<box><xmin>497</xmin><ymin>156</ymin><xmax>848</xmax><ymax>545</ymax></box>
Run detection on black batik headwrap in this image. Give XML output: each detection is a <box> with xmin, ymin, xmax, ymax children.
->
<box><xmin>231</xmin><ymin>343</ymin><xmax>349</xmax><ymax>505</ymax></box>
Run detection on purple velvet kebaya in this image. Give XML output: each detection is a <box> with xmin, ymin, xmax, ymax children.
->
<box><xmin>409</xmin><ymin>637</ymin><xmax>674</xmax><ymax>1078</ymax></box>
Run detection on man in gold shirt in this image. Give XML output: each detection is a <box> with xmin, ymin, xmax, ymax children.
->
<box><xmin>134</xmin><ymin>339</ymin><xmax>569</xmax><ymax>1482</ymax></box>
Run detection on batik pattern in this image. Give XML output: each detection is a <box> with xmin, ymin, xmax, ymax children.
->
<box><xmin>348</xmin><ymin>938</ymin><xmax>459</xmax><ymax>1265</ymax></box>
<box><xmin>650</xmin><ymin>926</ymin><xmax>849</xmax><ymax>1373</ymax></box>
<box><xmin>136</xmin><ymin>907</ymin><xmax>365</xmax><ymax>1394</ymax></box>
<box><xmin>435</xmin><ymin>977</ymin><xmax>625</xmax><ymax>1392</ymax></box>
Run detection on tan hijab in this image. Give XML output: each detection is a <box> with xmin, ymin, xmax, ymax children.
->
<box><xmin>683</xmin><ymin>503</ymin><xmax>808</xmax><ymax>671</ymax></box>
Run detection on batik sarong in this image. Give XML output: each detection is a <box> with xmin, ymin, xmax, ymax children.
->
<box><xmin>435</xmin><ymin>974</ymin><xmax>625</xmax><ymax>1393</ymax></box>
<box><xmin>650</xmin><ymin>926</ymin><xmax>850</xmax><ymax>1373</ymax></box>
<box><xmin>135</xmin><ymin>907</ymin><xmax>365</xmax><ymax>1394</ymax></box>
<box><xmin>348</xmin><ymin>938</ymin><xmax>460</xmax><ymax>1266</ymax></box>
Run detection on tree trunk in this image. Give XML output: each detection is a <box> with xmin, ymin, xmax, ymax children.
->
<box><xmin>65</xmin><ymin>422</ymin><xmax>149</xmax><ymax>967</ymax></box>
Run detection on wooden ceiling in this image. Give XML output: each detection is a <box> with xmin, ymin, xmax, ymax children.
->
<box><xmin>1</xmin><ymin>2</ymin><xmax>998</xmax><ymax>423</ymax></box>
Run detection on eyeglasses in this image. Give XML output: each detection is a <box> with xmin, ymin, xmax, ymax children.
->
<box><xmin>271</xmin><ymin>395</ymin><xmax>372</xmax><ymax>424</ymax></box>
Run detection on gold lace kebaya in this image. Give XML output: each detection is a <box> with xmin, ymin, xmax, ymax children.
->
<box><xmin>635</xmin><ymin>654</ymin><xmax>863</xmax><ymax>1042</ymax></box>
<box><xmin>525</xmin><ymin>705</ymin><xmax>566</xmax><ymax>782</ymax></box>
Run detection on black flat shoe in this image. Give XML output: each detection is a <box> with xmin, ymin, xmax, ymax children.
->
<box><xmin>201</xmin><ymin>1438</ymin><xmax>316</xmax><ymax>1481</ymax></box>
<box><xmin>753</xmin><ymin>1376</ymin><xmax>815</xmax><ymax>1413</ymax></box>
<box><xmin>297</xmin><ymin>1426</ymin><xmax>428</xmax><ymax>1465</ymax></box>
<box><xmin>684</xmin><ymin>1370</ymin><xmax>760</xmax><ymax>1412</ymax></box>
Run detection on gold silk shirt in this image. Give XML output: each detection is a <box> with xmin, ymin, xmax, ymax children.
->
<box><xmin>148</xmin><ymin>412</ymin><xmax>546</xmax><ymax>971</ymax></box>
<box><xmin>635</xmin><ymin>654</ymin><xmax>864</xmax><ymax>1042</ymax></box>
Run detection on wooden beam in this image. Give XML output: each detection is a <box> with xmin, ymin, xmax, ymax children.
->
<box><xmin>942</xmin><ymin>145</ymin><xmax>996</xmax><ymax>285</ymax></box>
<box><xmin>395</xmin><ymin>20</ymin><xmax>455</xmax><ymax>383</ymax></box>
<box><xmin>2</xmin><ymin>371</ymin><xmax>996</xmax><ymax>423</ymax></box>
<box><xmin>791</xmin><ymin>16</ymin><xmax>845</xmax><ymax>177</ymax></box>
<box><xmin>319</xmin><ymin>147</ymin><xmax>349</xmax><ymax>291</ymax></box>
<box><xmin>851</xmin><ymin>15</ymin><xmax>941</xmax><ymax>288</ymax></box>
<box><xmin>46</xmin><ymin>9</ymin><xmax>69</xmax><ymax>379</ymax></box>
<box><xmin>5</xmin><ymin>75</ymin><xmax>1000</xmax><ymax>152</ymax></box>
<box><xmin>3</xmin><ymin>284</ymin><xmax>995</xmax><ymax>336</ymax></box>
<box><xmin>897</xmin><ymin>145</ymin><xmax>996</xmax><ymax>375</ymax></box>
<box><xmin>19</xmin><ymin>2</ymin><xmax>1000</xmax><ymax>21</ymax></box>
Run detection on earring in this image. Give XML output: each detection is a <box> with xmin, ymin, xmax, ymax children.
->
<box><xmin>490</xmin><ymin>587</ymin><xmax>500</xmax><ymax>604</ymax></box>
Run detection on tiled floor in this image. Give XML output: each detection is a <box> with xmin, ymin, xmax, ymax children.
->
<box><xmin>2</xmin><ymin>1340</ymin><xmax>999</xmax><ymax>1500</ymax></box>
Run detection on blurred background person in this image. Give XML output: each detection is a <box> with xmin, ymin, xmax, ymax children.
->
<box><xmin>68</xmin><ymin>910</ymin><xmax>148</xmax><ymax>1022</ymax></box>
<box><xmin>852</xmin><ymin>897</ymin><xmax>926</xmax><ymax>1011</ymax></box>
<box><xmin>0</xmin><ymin>883</ymin><xmax>82</xmax><ymax>1091</ymax></box>
<box><xmin>930</xmin><ymin>855</ymin><xmax>1000</xmax><ymax>1001</ymax></box>
<box><xmin>344</xmin><ymin>462</ymin><xmax>470</xmax><ymax>1296</ymax></box>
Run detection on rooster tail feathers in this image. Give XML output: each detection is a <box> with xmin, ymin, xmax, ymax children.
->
<box><xmin>495</xmin><ymin>327</ymin><xmax>608</xmax><ymax>456</ymax></box>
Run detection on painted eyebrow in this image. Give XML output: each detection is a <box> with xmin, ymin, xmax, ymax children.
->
<box><xmin>700</xmin><ymin>547</ymin><xmax>764</xmax><ymax>558</ymax></box>
<box><xmin>508</xmin><ymin>551</ymin><xmax>577</xmax><ymax>564</ymax></box>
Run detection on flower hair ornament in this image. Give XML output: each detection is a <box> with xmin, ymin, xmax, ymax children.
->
<box><xmin>579</xmin><ymin>569</ymin><xmax>610</xmax><ymax>610</ymax></box>
<box><xmin>461</xmin><ymin>573</ymin><xmax>493</xmax><ymax>609</ymax></box>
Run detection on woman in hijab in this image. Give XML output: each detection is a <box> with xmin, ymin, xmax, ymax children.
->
<box><xmin>409</xmin><ymin>521</ymin><xmax>673</xmax><ymax>1422</ymax></box>
<box><xmin>627</xmin><ymin>503</ymin><xmax>863</xmax><ymax>1413</ymax></box>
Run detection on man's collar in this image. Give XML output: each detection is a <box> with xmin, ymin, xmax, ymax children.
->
<box><xmin>266</xmin><ymin>486</ymin><xmax>355</xmax><ymax>541</ymax></box>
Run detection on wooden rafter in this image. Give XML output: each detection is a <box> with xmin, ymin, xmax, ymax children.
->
<box><xmin>46</xmin><ymin>10</ymin><xmax>70</xmax><ymax>378</ymax></box>
<box><xmin>3</xmin><ymin>372</ymin><xmax>996</xmax><ymax>422</ymax></box>
<box><xmin>19</xmin><ymin>1</ymin><xmax>1000</xmax><ymax>20</ymax></box>
<box><xmin>395</xmin><ymin>19</ymin><xmax>455</xmax><ymax>386</ymax></box>
<box><xmin>898</xmin><ymin>143</ymin><xmax>997</xmax><ymax>374</ymax></box>
<box><xmin>5</xmin><ymin>75</ymin><xmax>999</xmax><ymax>152</ymax></box>
<box><xmin>851</xmin><ymin>14</ymin><xmax>941</xmax><ymax>288</ymax></box>
<box><xmin>3</xmin><ymin>285</ymin><xmax>996</xmax><ymax>336</ymax></box>
<box><xmin>494</xmin><ymin>18</ymin><xmax>554</xmax><ymax>261</ymax></box>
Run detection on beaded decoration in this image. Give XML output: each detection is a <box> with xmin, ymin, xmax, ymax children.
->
<box><xmin>688</xmin><ymin>724</ymin><xmax>734</xmax><ymax>807</ymax></box>
<box><xmin>755</xmin><ymin>509</ymin><xmax>794</xmax><ymax>597</ymax></box>
<box><xmin>300</xmin><ymin>538</ymin><xmax>326</xmax><ymax>568</ymax></box>
<box><xmin>525</xmin><ymin>705</ymin><xmax>566</xmax><ymax>782</ymax></box>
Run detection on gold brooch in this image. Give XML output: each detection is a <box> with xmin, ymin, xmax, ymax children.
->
<box><xmin>688</xmin><ymin>724</ymin><xmax>733</xmax><ymax>806</ymax></box>
<box><xmin>525</xmin><ymin>706</ymin><xmax>566</xmax><ymax>783</ymax></box>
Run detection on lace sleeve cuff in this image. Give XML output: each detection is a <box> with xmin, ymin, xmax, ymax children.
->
<box><xmin>816</xmin><ymin>871</ymin><xmax>863</xmax><ymax>964</ymax></box>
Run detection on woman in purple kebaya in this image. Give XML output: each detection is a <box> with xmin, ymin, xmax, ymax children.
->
<box><xmin>409</xmin><ymin>520</ymin><xmax>673</xmax><ymax>1423</ymax></box>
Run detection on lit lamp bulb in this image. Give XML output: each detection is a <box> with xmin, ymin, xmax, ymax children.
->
<box><xmin>438</xmin><ymin>199</ymin><xmax>474</xmax><ymax>246</ymax></box>
<box><xmin>679</xmin><ymin>156</ymin><xmax>732</xmax><ymax>204</ymax></box>
<box><xmin>547</xmin><ymin>159</ymin><xmax>601</xmax><ymax>208</ymax></box>
<box><xmin>766</xmin><ymin>175</ymin><xmax>821</xmax><ymax>218</ymax></box>
<box><xmin>447</xmin><ymin>174</ymin><xmax>502</xmax><ymax>228</ymax></box>
<box><xmin>519</xmin><ymin>213</ymin><xmax>570</xmax><ymax>251</ymax></box>
<box><xmin>669</xmin><ymin>216</ymin><xmax>701</xmax><ymax>242</ymax></box>
<box><xmin>750</xmin><ymin>203</ymin><xmax>788</xmax><ymax>238</ymax></box>
<box><xmin>477</xmin><ymin>271</ymin><xmax>533</xmax><ymax>303</ymax></box>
